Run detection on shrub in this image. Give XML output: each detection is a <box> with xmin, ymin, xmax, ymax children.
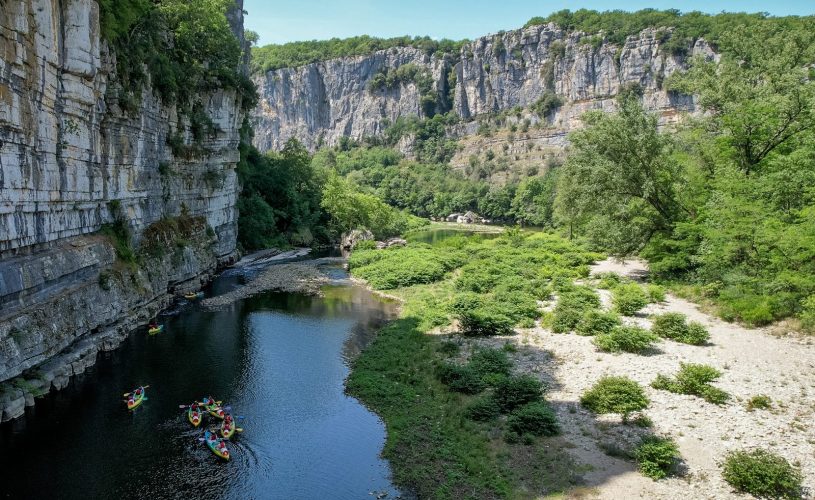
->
<box><xmin>506</xmin><ymin>402</ymin><xmax>559</xmax><ymax>436</ymax></box>
<box><xmin>576</xmin><ymin>310</ymin><xmax>621</xmax><ymax>336</ymax></box>
<box><xmin>494</xmin><ymin>375</ymin><xmax>544</xmax><ymax>412</ymax></box>
<box><xmin>634</xmin><ymin>436</ymin><xmax>680</xmax><ymax>480</ymax></box>
<box><xmin>552</xmin><ymin>304</ymin><xmax>584</xmax><ymax>333</ymax></box>
<box><xmin>469</xmin><ymin>348</ymin><xmax>512</xmax><ymax>378</ymax></box>
<box><xmin>437</xmin><ymin>364</ymin><xmax>486</xmax><ymax>394</ymax></box>
<box><xmin>552</xmin><ymin>287</ymin><xmax>600</xmax><ymax>332</ymax></box>
<box><xmin>458</xmin><ymin>307</ymin><xmax>515</xmax><ymax>336</ymax></box>
<box><xmin>746</xmin><ymin>395</ymin><xmax>772</xmax><ymax>411</ymax></box>
<box><xmin>613</xmin><ymin>284</ymin><xmax>649</xmax><ymax>315</ymax></box>
<box><xmin>683</xmin><ymin>322</ymin><xmax>710</xmax><ymax>345</ymax></box>
<box><xmin>466</xmin><ymin>396</ymin><xmax>501</xmax><ymax>421</ymax></box>
<box><xmin>594</xmin><ymin>326</ymin><xmax>658</xmax><ymax>354</ymax></box>
<box><xmin>650</xmin><ymin>313</ymin><xmax>710</xmax><ymax>345</ymax></box>
<box><xmin>721</xmin><ymin>449</ymin><xmax>803</xmax><ymax>499</ymax></box>
<box><xmin>580</xmin><ymin>376</ymin><xmax>649</xmax><ymax>420</ymax></box>
<box><xmin>595</xmin><ymin>271</ymin><xmax>623</xmax><ymax>289</ymax></box>
<box><xmin>651</xmin><ymin>363</ymin><xmax>729</xmax><ymax>404</ymax></box>
<box><xmin>354</xmin><ymin>239</ymin><xmax>377</xmax><ymax>250</ymax></box>
<box><xmin>646</xmin><ymin>284</ymin><xmax>666</xmax><ymax>303</ymax></box>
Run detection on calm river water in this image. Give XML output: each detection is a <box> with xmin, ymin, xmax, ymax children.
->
<box><xmin>0</xmin><ymin>261</ymin><xmax>401</xmax><ymax>499</ymax></box>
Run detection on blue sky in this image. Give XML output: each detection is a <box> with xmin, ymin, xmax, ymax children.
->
<box><xmin>244</xmin><ymin>1</ymin><xmax>814</xmax><ymax>45</ymax></box>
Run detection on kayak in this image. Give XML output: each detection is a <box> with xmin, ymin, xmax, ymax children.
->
<box><xmin>204</xmin><ymin>430</ymin><xmax>230</xmax><ymax>460</ymax></box>
<box><xmin>148</xmin><ymin>325</ymin><xmax>164</xmax><ymax>335</ymax></box>
<box><xmin>220</xmin><ymin>417</ymin><xmax>243</xmax><ymax>439</ymax></box>
<box><xmin>201</xmin><ymin>397</ymin><xmax>224</xmax><ymax>420</ymax></box>
<box><xmin>184</xmin><ymin>292</ymin><xmax>204</xmax><ymax>300</ymax></box>
<box><xmin>188</xmin><ymin>405</ymin><xmax>203</xmax><ymax>427</ymax></box>
<box><xmin>126</xmin><ymin>387</ymin><xmax>146</xmax><ymax>410</ymax></box>
<box><xmin>207</xmin><ymin>403</ymin><xmax>225</xmax><ymax>420</ymax></box>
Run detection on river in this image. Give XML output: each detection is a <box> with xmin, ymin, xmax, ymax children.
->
<box><xmin>0</xmin><ymin>259</ymin><xmax>401</xmax><ymax>499</ymax></box>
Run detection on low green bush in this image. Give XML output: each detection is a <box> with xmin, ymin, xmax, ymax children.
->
<box><xmin>580</xmin><ymin>376</ymin><xmax>649</xmax><ymax>420</ymax></box>
<box><xmin>746</xmin><ymin>395</ymin><xmax>772</xmax><ymax>411</ymax></box>
<box><xmin>645</xmin><ymin>284</ymin><xmax>666</xmax><ymax>303</ymax></box>
<box><xmin>651</xmin><ymin>363</ymin><xmax>729</xmax><ymax>404</ymax></box>
<box><xmin>650</xmin><ymin>313</ymin><xmax>710</xmax><ymax>345</ymax></box>
<box><xmin>595</xmin><ymin>271</ymin><xmax>623</xmax><ymax>289</ymax></box>
<box><xmin>801</xmin><ymin>295</ymin><xmax>815</xmax><ymax>332</ymax></box>
<box><xmin>684</xmin><ymin>322</ymin><xmax>710</xmax><ymax>345</ymax></box>
<box><xmin>613</xmin><ymin>284</ymin><xmax>649</xmax><ymax>315</ymax></box>
<box><xmin>576</xmin><ymin>310</ymin><xmax>621</xmax><ymax>336</ymax></box>
<box><xmin>458</xmin><ymin>306</ymin><xmax>515</xmax><ymax>336</ymax></box>
<box><xmin>494</xmin><ymin>375</ymin><xmax>544</xmax><ymax>412</ymax></box>
<box><xmin>552</xmin><ymin>287</ymin><xmax>601</xmax><ymax>332</ymax></box>
<box><xmin>506</xmin><ymin>402</ymin><xmax>559</xmax><ymax>437</ymax></box>
<box><xmin>351</xmin><ymin>246</ymin><xmax>465</xmax><ymax>289</ymax></box>
<box><xmin>469</xmin><ymin>348</ymin><xmax>512</xmax><ymax>378</ymax></box>
<box><xmin>646</xmin><ymin>284</ymin><xmax>666</xmax><ymax>303</ymax></box>
<box><xmin>634</xmin><ymin>435</ymin><xmax>680</xmax><ymax>480</ymax></box>
<box><xmin>594</xmin><ymin>326</ymin><xmax>658</xmax><ymax>354</ymax></box>
<box><xmin>721</xmin><ymin>449</ymin><xmax>802</xmax><ymax>499</ymax></box>
<box><xmin>552</xmin><ymin>304</ymin><xmax>585</xmax><ymax>333</ymax></box>
<box><xmin>466</xmin><ymin>396</ymin><xmax>501</xmax><ymax>421</ymax></box>
<box><xmin>437</xmin><ymin>363</ymin><xmax>486</xmax><ymax>394</ymax></box>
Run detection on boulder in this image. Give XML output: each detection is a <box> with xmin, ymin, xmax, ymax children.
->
<box><xmin>340</xmin><ymin>229</ymin><xmax>374</xmax><ymax>250</ymax></box>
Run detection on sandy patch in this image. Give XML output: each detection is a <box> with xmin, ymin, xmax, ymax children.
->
<box><xmin>472</xmin><ymin>258</ymin><xmax>815</xmax><ymax>499</ymax></box>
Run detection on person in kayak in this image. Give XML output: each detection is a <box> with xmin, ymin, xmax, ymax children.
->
<box><xmin>149</xmin><ymin>320</ymin><xmax>158</xmax><ymax>329</ymax></box>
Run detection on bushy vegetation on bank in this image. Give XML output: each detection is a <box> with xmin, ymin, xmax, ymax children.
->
<box><xmin>347</xmin><ymin>230</ymin><xmax>599</xmax><ymax>497</ymax></box>
<box><xmin>554</xmin><ymin>19</ymin><xmax>815</xmax><ymax>329</ymax></box>
<box><xmin>251</xmin><ymin>35</ymin><xmax>466</xmax><ymax>74</ymax></box>
<box><xmin>524</xmin><ymin>9</ymin><xmax>804</xmax><ymax>52</ymax></box>
<box><xmin>236</xmin><ymin>135</ymin><xmax>428</xmax><ymax>252</ymax></box>
<box><xmin>99</xmin><ymin>0</ymin><xmax>256</xmax><ymax>115</ymax></box>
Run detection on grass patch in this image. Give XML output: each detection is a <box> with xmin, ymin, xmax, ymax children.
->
<box><xmin>348</xmin><ymin>232</ymin><xmax>600</xmax><ymax>497</ymax></box>
<box><xmin>746</xmin><ymin>395</ymin><xmax>772</xmax><ymax>411</ymax></box>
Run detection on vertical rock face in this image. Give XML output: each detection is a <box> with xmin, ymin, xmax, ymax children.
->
<box><xmin>251</xmin><ymin>23</ymin><xmax>715</xmax><ymax>153</ymax></box>
<box><xmin>0</xmin><ymin>0</ymin><xmax>242</xmax><ymax>258</ymax></box>
<box><xmin>252</xmin><ymin>47</ymin><xmax>449</xmax><ymax>151</ymax></box>
<box><xmin>0</xmin><ymin>0</ymin><xmax>246</xmax><ymax>399</ymax></box>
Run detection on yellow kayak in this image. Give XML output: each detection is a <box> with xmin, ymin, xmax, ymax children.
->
<box><xmin>204</xmin><ymin>430</ymin><xmax>230</xmax><ymax>460</ymax></box>
<box><xmin>221</xmin><ymin>416</ymin><xmax>243</xmax><ymax>439</ymax></box>
<box><xmin>184</xmin><ymin>292</ymin><xmax>204</xmax><ymax>300</ymax></box>
<box><xmin>125</xmin><ymin>387</ymin><xmax>147</xmax><ymax>410</ymax></box>
<box><xmin>188</xmin><ymin>405</ymin><xmax>203</xmax><ymax>427</ymax></box>
<box><xmin>148</xmin><ymin>325</ymin><xmax>164</xmax><ymax>335</ymax></box>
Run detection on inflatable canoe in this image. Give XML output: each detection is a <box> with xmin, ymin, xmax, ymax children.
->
<box><xmin>126</xmin><ymin>387</ymin><xmax>146</xmax><ymax>410</ymax></box>
<box><xmin>200</xmin><ymin>397</ymin><xmax>224</xmax><ymax>419</ymax></box>
<box><xmin>188</xmin><ymin>405</ymin><xmax>203</xmax><ymax>427</ymax></box>
<box><xmin>148</xmin><ymin>325</ymin><xmax>164</xmax><ymax>335</ymax></box>
<box><xmin>204</xmin><ymin>430</ymin><xmax>230</xmax><ymax>460</ymax></box>
<box><xmin>221</xmin><ymin>416</ymin><xmax>243</xmax><ymax>439</ymax></box>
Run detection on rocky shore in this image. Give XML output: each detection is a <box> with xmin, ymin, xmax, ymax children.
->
<box><xmin>201</xmin><ymin>258</ymin><xmax>341</xmax><ymax>309</ymax></box>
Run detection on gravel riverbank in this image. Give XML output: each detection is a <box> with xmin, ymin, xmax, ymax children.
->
<box><xmin>201</xmin><ymin>258</ymin><xmax>343</xmax><ymax>309</ymax></box>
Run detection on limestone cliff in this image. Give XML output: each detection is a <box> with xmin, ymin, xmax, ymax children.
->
<box><xmin>252</xmin><ymin>23</ymin><xmax>715</xmax><ymax>152</ymax></box>
<box><xmin>0</xmin><ymin>0</ymin><xmax>247</xmax><ymax>419</ymax></box>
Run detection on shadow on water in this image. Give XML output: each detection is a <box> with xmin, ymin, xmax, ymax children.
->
<box><xmin>0</xmin><ymin>267</ymin><xmax>400</xmax><ymax>500</ymax></box>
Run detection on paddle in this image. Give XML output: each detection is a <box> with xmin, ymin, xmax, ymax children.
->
<box><xmin>122</xmin><ymin>385</ymin><xmax>150</xmax><ymax>397</ymax></box>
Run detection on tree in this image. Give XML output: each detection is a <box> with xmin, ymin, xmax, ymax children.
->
<box><xmin>668</xmin><ymin>21</ymin><xmax>815</xmax><ymax>175</ymax></box>
<box><xmin>554</xmin><ymin>95</ymin><xmax>690</xmax><ymax>254</ymax></box>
